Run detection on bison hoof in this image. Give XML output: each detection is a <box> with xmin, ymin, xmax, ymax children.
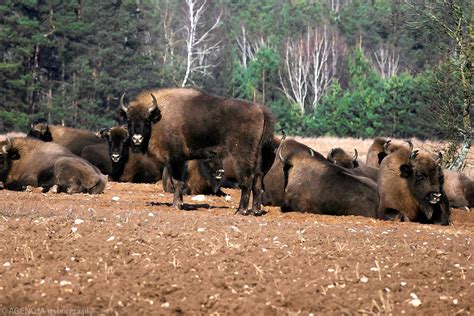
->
<box><xmin>235</xmin><ymin>209</ymin><xmax>251</xmax><ymax>216</ymax></box>
<box><xmin>251</xmin><ymin>209</ymin><xmax>264</xmax><ymax>216</ymax></box>
<box><xmin>174</xmin><ymin>202</ymin><xmax>184</xmax><ymax>210</ymax></box>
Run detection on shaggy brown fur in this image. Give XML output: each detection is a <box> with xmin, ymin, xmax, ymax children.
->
<box><xmin>120</xmin><ymin>88</ymin><xmax>275</xmax><ymax>215</ymax></box>
<box><xmin>0</xmin><ymin>137</ymin><xmax>106</xmax><ymax>194</ymax></box>
<box><xmin>377</xmin><ymin>147</ymin><xmax>450</xmax><ymax>225</ymax></box>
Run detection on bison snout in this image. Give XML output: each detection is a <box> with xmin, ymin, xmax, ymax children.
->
<box><xmin>214</xmin><ymin>169</ymin><xmax>225</xmax><ymax>180</ymax></box>
<box><xmin>111</xmin><ymin>153</ymin><xmax>121</xmax><ymax>163</ymax></box>
<box><xmin>132</xmin><ymin>134</ymin><xmax>144</xmax><ymax>145</ymax></box>
<box><xmin>428</xmin><ymin>192</ymin><xmax>442</xmax><ymax>204</ymax></box>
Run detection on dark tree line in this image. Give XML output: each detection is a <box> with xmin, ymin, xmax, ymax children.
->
<box><xmin>0</xmin><ymin>0</ymin><xmax>471</xmax><ymax>142</ymax></box>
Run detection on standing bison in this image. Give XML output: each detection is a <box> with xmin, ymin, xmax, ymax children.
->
<box><xmin>119</xmin><ymin>88</ymin><xmax>275</xmax><ymax>215</ymax></box>
<box><xmin>377</xmin><ymin>145</ymin><xmax>450</xmax><ymax>225</ymax></box>
<box><xmin>0</xmin><ymin>137</ymin><xmax>107</xmax><ymax>194</ymax></box>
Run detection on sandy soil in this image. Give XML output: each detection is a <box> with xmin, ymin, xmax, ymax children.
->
<box><xmin>0</xmin><ymin>181</ymin><xmax>472</xmax><ymax>315</ymax></box>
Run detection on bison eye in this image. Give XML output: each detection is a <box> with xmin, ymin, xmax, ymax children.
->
<box><xmin>416</xmin><ymin>173</ymin><xmax>425</xmax><ymax>183</ymax></box>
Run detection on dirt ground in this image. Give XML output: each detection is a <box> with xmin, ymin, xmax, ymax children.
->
<box><xmin>0</xmin><ymin>181</ymin><xmax>472</xmax><ymax>315</ymax></box>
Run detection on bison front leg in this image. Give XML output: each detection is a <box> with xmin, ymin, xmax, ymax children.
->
<box><xmin>169</xmin><ymin>161</ymin><xmax>186</xmax><ymax>210</ymax></box>
<box><xmin>250</xmin><ymin>172</ymin><xmax>264</xmax><ymax>216</ymax></box>
<box><xmin>235</xmin><ymin>174</ymin><xmax>253</xmax><ymax>216</ymax></box>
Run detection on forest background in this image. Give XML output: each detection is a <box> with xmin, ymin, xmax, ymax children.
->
<box><xmin>1</xmin><ymin>0</ymin><xmax>472</xmax><ymax>141</ymax></box>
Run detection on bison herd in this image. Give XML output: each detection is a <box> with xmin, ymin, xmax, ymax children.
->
<box><xmin>1</xmin><ymin>87</ymin><xmax>472</xmax><ymax>225</ymax></box>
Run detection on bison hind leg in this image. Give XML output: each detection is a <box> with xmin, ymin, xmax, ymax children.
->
<box><xmin>379</xmin><ymin>208</ymin><xmax>407</xmax><ymax>222</ymax></box>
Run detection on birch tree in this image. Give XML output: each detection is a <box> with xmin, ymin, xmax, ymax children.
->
<box><xmin>279</xmin><ymin>25</ymin><xmax>341</xmax><ymax>114</ymax></box>
<box><xmin>372</xmin><ymin>45</ymin><xmax>400</xmax><ymax>79</ymax></box>
<box><xmin>181</xmin><ymin>0</ymin><xmax>221</xmax><ymax>87</ymax></box>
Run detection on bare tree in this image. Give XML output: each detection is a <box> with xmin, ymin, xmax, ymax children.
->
<box><xmin>181</xmin><ymin>0</ymin><xmax>221</xmax><ymax>87</ymax></box>
<box><xmin>372</xmin><ymin>45</ymin><xmax>400</xmax><ymax>79</ymax></box>
<box><xmin>236</xmin><ymin>25</ymin><xmax>267</xmax><ymax>68</ymax></box>
<box><xmin>279</xmin><ymin>25</ymin><xmax>341</xmax><ymax>114</ymax></box>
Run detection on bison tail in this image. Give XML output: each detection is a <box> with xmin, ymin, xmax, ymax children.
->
<box><xmin>260</xmin><ymin>107</ymin><xmax>276</xmax><ymax>175</ymax></box>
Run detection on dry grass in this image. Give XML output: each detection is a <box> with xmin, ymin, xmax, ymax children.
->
<box><xmin>0</xmin><ymin>132</ymin><xmax>26</xmax><ymax>141</ymax></box>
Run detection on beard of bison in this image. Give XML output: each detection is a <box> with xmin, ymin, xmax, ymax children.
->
<box><xmin>378</xmin><ymin>149</ymin><xmax>450</xmax><ymax>225</ymax></box>
<box><xmin>120</xmin><ymin>94</ymin><xmax>159</xmax><ymax>154</ymax></box>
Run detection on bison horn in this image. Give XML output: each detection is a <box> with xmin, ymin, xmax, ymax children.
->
<box><xmin>280</xmin><ymin>129</ymin><xmax>287</xmax><ymax>141</ymax></box>
<box><xmin>435</xmin><ymin>152</ymin><xmax>443</xmax><ymax>164</ymax></box>
<box><xmin>150</xmin><ymin>93</ymin><xmax>158</xmax><ymax>113</ymax></box>
<box><xmin>2</xmin><ymin>137</ymin><xmax>12</xmax><ymax>154</ymax></box>
<box><xmin>309</xmin><ymin>148</ymin><xmax>315</xmax><ymax>157</ymax></box>
<box><xmin>383</xmin><ymin>140</ymin><xmax>392</xmax><ymax>154</ymax></box>
<box><xmin>119</xmin><ymin>93</ymin><xmax>127</xmax><ymax>113</ymax></box>
<box><xmin>405</xmin><ymin>140</ymin><xmax>413</xmax><ymax>152</ymax></box>
<box><xmin>352</xmin><ymin>148</ymin><xmax>358</xmax><ymax>162</ymax></box>
<box><xmin>409</xmin><ymin>150</ymin><xmax>419</xmax><ymax>161</ymax></box>
<box><xmin>327</xmin><ymin>148</ymin><xmax>335</xmax><ymax>163</ymax></box>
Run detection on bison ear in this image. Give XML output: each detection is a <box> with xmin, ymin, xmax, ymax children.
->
<box><xmin>9</xmin><ymin>148</ymin><xmax>20</xmax><ymax>160</ymax></box>
<box><xmin>399</xmin><ymin>164</ymin><xmax>413</xmax><ymax>178</ymax></box>
<box><xmin>377</xmin><ymin>152</ymin><xmax>387</xmax><ymax>164</ymax></box>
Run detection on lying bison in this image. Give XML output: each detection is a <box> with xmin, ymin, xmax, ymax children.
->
<box><xmin>102</xmin><ymin>126</ymin><xmax>163</xmax><ymax>183</ymax></box>
<box><xmin>443</xmin><ymin>169</ymin><xmax>474</xmax><ymax>209</ymax></box>
<box><xmin>0</xmin><ymin>137</ymin><xmax>107</xmax><ymax>194</ymax></box>
<box><xmin>265</xmin><ymin>138</ymin><xmax>378</xmax><ymax>217</ymax></box>
<box><xmin>27</xmin><ymin>118</ymin><xmax>105</xmax><ymax>156</ymax></box>
<box><xmin>377</xmin><ymin>145</ymin><xmax>450</xmax><ymax>225</ymax></box>
<box><xmin>327</xmin><ymin>147</ymin><xmax>379</xmax><ymax>181</ymax></box>
<box><xmin>119</xmin><ymin>88</ymin><xmax>275</xmax><ymax>215</ymax></box>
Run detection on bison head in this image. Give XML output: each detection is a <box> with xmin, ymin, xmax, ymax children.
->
<box><xmin>0</xmin><ymin>138</ymin><xmax>19</xmax><ymax>180</ymax></box>
<box><xmin>103</xmin><ymin>126</ymin><xmax>129</xmax><ymax>163</ymax></box>
<box><xmin>327</xmin><ymin>148</ymin><xmax>359</xmax><ymax>168</ymax></box>
<box><xmin>198</xmin><ymin>155</ymin><xmax>225</xmax><ymax>194</ymax></box>
<box><xmin>27</xmin><ymin>118</ymin><xmax>52</xmax><ymax>142</ymax></box>
<box><xmin>400</xmin><ymin>150</ymin><xmax>450</xmax><ymax>224</ymax></box>
<box><xmin>119</xmin><ymin>93</ymin><xmax>161</xmax><ymax>154</ymax></box>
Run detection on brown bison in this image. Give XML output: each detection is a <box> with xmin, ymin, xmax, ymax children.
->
<box><xmin>327</xmin><ymin>147</ymin><xmax>379</xmax><ymax>181</ymax></box>
<box><xmin>119</xmin><ymin>88</ymin><xmax>275</xmax><ymax>215</ymax></box>
<box><xmin>443</xmin><ymin>170</ymin><xmax>474</xmax><ymax>209</ymax></box>
<box><xmin>377</xmin><ymin>145</ymin><xmax>450</xmax><ymax>225</ymax></box>
<box><xmin>102</xmin><ymin>126</ymin><xmax>163</xmax><ymax>183</ymax></box>
<box><xmin>27</xmin><ymin>118</ymin><xmax>105</xmax><ymax>156</ymax></box>
<box><xmin>263</xmin><ymin>138</ymin><xmax>323</xmax><ymax>206</ymax></box>
<box><xmin>0</xmin><ymin>137</ymin><xmax>107</xmax><ymax>194</ymax></box>
<box><xmin>162</xmin><ymin>158</ymin><xmax>226</xmax><ymax>196</ymax></box>
<box><xmin>275</xmin><ymin>139</ymin><xmax>378</xmax><ymax>217</ymax></box>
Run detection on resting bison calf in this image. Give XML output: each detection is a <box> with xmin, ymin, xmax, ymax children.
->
<box><xmin>162</xmin><ymin>158</ymin><xmax>226</xmax><ymax>196</ymax></box>
<box><xmin>377</xmin><ymin>146</ymin><xmax>450</xmax><ymax>225</ymax></box>
<box><xmin>327</xmin><ymin>147</ymin><xmax>379</xmax><ymax>181</ymax></box>
<box><xmin>0</xmin><ymin>137</ymin><xmax>107</xmax><ymax>194</ymax></box>
<box><xmin>269</xmin><ymin>138</ymin><xmax>378</xmax><ymax>217</ymax></box>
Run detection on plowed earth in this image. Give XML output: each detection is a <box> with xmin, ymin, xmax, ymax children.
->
<box><xmin>0</xmin><ymin>182</ymin><xmax>472</xmax><ymax>315</ymax></box>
